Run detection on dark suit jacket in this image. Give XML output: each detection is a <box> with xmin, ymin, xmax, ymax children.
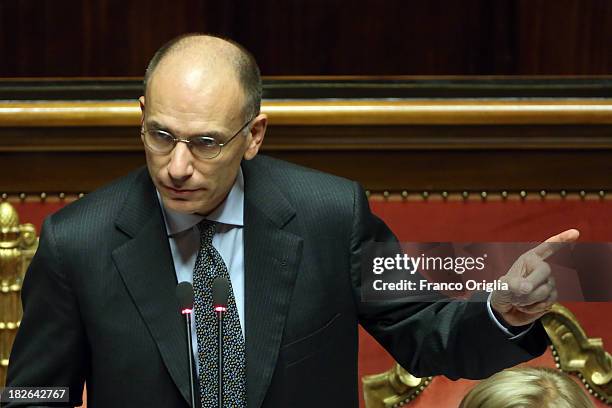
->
<box><xmin>5</xmin><ymin>155</ymin><xmax>547</xmax><ymax>407</ymax></box>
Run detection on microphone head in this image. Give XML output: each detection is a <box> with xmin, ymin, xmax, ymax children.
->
<box><xmin>176</xmin><ymin>281</ymin><xmax>194</xmax><ymax>314</ymax></box>
<box><xmin>212</xmin><ymin>276</ymin><xmax>230</xmax><ymax>312</ymax></box>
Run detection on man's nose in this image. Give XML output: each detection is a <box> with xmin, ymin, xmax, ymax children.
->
<box><xmin>167</xmin><ymin>142</ymin><xmax>194</xmax><ymax>182</ymax></box>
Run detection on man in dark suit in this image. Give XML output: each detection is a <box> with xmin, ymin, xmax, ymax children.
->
<box><xmin>5</xmin><ymin>34</ymin><xmax>577</xmax><ymax>407</ymax></box>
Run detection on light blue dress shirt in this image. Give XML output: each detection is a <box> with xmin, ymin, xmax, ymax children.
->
<box><xmin>158</xmin><ymin>169</ymin><xmax>246</xmax><ymax>372</ymax></box>
<box><xmin>157</xmin><ymin>168</ymin><xmax>529</xmax><ymax>372</ymax></box>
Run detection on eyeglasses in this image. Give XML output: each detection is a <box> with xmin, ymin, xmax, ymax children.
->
<box><xmin>141</xmin><ymin>117</ymin><xmax>255</xmax><ymax>160</ymax></box>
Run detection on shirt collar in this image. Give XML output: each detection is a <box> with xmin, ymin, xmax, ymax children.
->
<box><xmin>158</xmin><ymin>167</ymin><xmax>245</xmax><ymax>236</ymax></box>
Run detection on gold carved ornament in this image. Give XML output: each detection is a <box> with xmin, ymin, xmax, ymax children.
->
<box><xmin>542</xmin><ymin>303</ymin><xmax>612</xmax><ymax>404</ymax></box>
<box><xmin>362</xmin><ymin>303</ymin><xmax>611</xmax><ymax>407</ymax></box>
<box><xmin>0</xmin><ymin>202</ymin><xmax>38</xmax><ymax>386</ymax></box>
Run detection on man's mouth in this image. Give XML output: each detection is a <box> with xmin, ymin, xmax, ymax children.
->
<box><xmin>163</xmin><ymin>184</ymin><xmax>201</xmax><ymax>195</ymax></box>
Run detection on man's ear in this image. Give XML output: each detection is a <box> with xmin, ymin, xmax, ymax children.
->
<box><xmin>243</xmin><ymin>113</ymin><xmax>267</xmax><ymax>160</ymax></box>
<box><xmin>139</xmin><ymin>96</ymin><xmax>146</xmax><ymax>126</ymax></box>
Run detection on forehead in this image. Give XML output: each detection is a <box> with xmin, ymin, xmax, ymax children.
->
<box><xmin>145</xmin><ymin>62</ymin><xmax>245</xmax><ymax>133</ymax></box>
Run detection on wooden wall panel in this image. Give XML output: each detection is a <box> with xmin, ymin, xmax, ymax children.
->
<box><xmin>0</xmin><ymin>0</ymin><xmax>611</xmax><ymax>77</ymax></box>
<box><xmin>0</xmin><ymin>0</ymin><xmax>208</xmax><ymax>77</ymax></box>
<box><xmin>516</xmin><ymin>0</ymin><xmax>612</xmax><ymax>74</ymax></box>
<box><xmin>1</xmin><ymin>78</ymin><xmax>610</xmax><ymax>195</ymax></box>
<box><xmin>1</xmin><ymin>108</ymin><xmax>612</xmax><ymax>194</ymax></box>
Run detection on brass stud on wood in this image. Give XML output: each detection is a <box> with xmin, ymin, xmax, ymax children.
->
<box><xmin>59</xmin><ymin>192</ymin><xmax>66</xmax><ymax>200</ymax></box>
<box><xmin>579</xmin><ymin>190</ymin><xmax>586</xmax><ymax>199</ymax></box>
<box><xmin>441</xmin><ymin>191</ymin><xmax>449</xmax><ymax>199</ymax></box>
<box><xmin>422</xmin><ymin>191</ymin><xmax>429</xmax><ymax>199</ymax></box>
<box><xmin>520</xmin><ymin>190</ymin><xmax>527</xmax><ymax>199</ymax></box>
<box><xmin>539</xmin><ymin>190</ymin><xmax>547</xmax><ymax>198</ymax></box>
<box><xmin>480</xmin><ymin>191</ymin><xmax>487</xmax><ymax>199</ymax></box>
<box><xmin>501</xmin><ymin>191</ymin><xmax>508</xmax><ymax>199</ymax></box>
<box><xmin>19</xmin><ymin>193</ymin><xmax>26</xmax><ymax>201</ymax></box>
<box><xmin>383</xmin><ymin>191</ymin><xmax>390</xmax><ymax>199</ymax></box>
<box><xmin>40</xmin><ymin>192</ymin><xmax>47</xmax><ymax>201</ymax></box>
<box><xmin>401</xmin><ymin>190</ymin><xmax>408</xmax><ymax>198</ymax></box>
<box><xmin>461</xmin><ymin>191</ymin><xmax>469</xmax><ymax>199</ymax></box>
<box><xmin>599</xmin><ymin>190</ymin><xmax>605</xmax><ymax>198</ymax></box>
<box><xmin>560</xmin><ymin>190</ymin><xmax>567</xmax><ymax>197</ymax></box>
<box><xmin>78</xmin><ymin>193</ymin><xmax>85</xmax><ymax>199</ymax></box>
<box><xmin>1</xmin><ymin>193</ymin><xmax>7</xmax><ymax>201</ymax></box>
<box><xmin>365</xmin><ymin>190</ymin><xmax>371</xmax><ymax>197</ymax></box>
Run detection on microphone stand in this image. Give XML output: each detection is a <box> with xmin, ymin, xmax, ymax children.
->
<box><xmin>182</xmin><ymin>308</ymin><xmax>197</xmax><ymax>408</ymax></box>
<box><xmin>212</xmin><ymin>276</ymin><xmax>230</xmax><ymax>408</ymax></box>
<box><xmin>176</xmin><ymin>282</ymin><xmax>196</xmax><ymax>408</ymax></box>
<box><xmin>215</xmin><ymin>305</ymin><xmax>227</xmax><ymax>408</ymax></box>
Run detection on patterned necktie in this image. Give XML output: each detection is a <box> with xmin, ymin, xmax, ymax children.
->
<box><xmin>193</xmin><ymin>219</ymin><xmax>246</xmax><ymax>407</ymax></box>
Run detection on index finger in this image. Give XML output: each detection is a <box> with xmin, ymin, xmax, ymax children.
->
<box><xmin>531</xmin><ymin>228</ymin><xmax>580</xmax><ymax>259</ymax></box>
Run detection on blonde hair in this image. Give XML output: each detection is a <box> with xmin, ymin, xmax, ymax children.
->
<box><xmin>459</xmin><ymin>367</ymin><xmax>594</xmax><ymax>408</ymax></box>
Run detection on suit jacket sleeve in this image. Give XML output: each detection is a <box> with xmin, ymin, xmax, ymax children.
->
<box><xmin>3</xmin><ymin>216</ymin><xmax>87</xmax><ymax>407</ymax></box>
<box><xmin>349</xmin><ymin>181</ymin><xmax>548</xmax><ymax>380</ymax></box>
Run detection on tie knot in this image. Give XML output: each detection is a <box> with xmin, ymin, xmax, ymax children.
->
<box><xmin>197</xmin><ymin>219</ymin><xmax>216</xmax><ymax>245</ymax></box>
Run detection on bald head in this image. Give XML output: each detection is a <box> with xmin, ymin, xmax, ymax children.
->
<box><xmin>144</xmin><ymin>34</ymin><xmax>262</xmax><ymax>119</ymax></box>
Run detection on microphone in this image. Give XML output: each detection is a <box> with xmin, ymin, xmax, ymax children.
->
<box><xmin>212</xmin><ymin>276</ymin><xmax>230</xmax><ymax>312</ymax></box>
<box><xmin>176</xmin><ymin>282</ymin><xmax>196</xmax><ymax>408</ymax></box>
<box><xmin>212</xmin><ymin>276</ymin><xmax>230</xmax><ymax>408</ymax></box>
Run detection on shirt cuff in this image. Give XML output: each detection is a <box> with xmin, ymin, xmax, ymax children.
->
<box><xmin>486</xmin><ymin>292</ymin><xmax>533</xmax><ymax>340</ymax></box>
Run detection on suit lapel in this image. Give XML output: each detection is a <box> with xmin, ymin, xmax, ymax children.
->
<box><xmin>111</xmin><ymin>169</ymin><xmax>194</xmax><ymax>407</ymax></box>
<box><xmin>242</xmin><ymin>158</ymin><xmax>303</xmax><ymax>408</ymax></box>
<box><xmin>109</xmin><ymin>160</ymin><xmax>301</xmax><ymax>408</ymax></box>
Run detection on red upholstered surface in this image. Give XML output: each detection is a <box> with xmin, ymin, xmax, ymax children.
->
<box><xmin>359</xmin><ymin>199</ymin><xmax>612</xmax><ymax>408</ymax></box>
<box><xmin>10</xmin><ymin>201</ymin><xmax>66</xmax><ymax>231</ymax></box>
<box><xmin>9</xmin><ymin>199</ymin><xmax>612</xmax><ymax>407</ymax></box>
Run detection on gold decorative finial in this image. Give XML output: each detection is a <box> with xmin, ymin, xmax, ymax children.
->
<box><xmin>0</xmin><ymin>202</ymin><xmax>19</xmax><ymax>229</ymax></box>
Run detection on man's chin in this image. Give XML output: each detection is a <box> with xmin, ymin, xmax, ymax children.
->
<box><xmin>161</xmin><ymin>196</ymin><xmax>201</xmax><ymax>214</ymax></box>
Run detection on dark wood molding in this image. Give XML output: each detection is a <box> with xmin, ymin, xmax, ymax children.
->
<box><xmin>2</xmin><ymin>77</ymin><xmax>612</xmax><ymax>100</ymax></box>
<box><xmin>2</xmin><ymin>137</ymin><xmax>611</xmax><ymax>193</ymax></box>
<box><xmin>1</xmin><ymin>79</ymin><xmax>611</xmax><ymax>194</ymax></box>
